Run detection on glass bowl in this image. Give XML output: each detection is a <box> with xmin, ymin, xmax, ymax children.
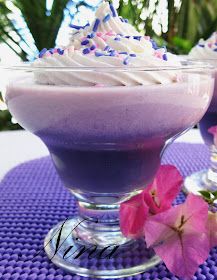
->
<box><xmin>0</xmin><ymin>64</ymin><xmax>214</xmax><ymax>278</ymax></box>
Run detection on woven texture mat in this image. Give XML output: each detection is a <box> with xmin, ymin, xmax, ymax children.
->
<box><xmin>0</xmin><ymin>143</ymin><xmax>216</xmax><ymax>280</ymax></box>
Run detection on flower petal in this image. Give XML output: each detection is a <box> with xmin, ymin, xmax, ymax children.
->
<box><xmin>120</xmin><ymin>193</ymin><xmax>149</xmax><ymax>239</ymax></box>
<box><xmin>181</xmin><ymin>194</ymin><xmax>209</xmax><ymax>233</ymax></box>
<box><xmin>143</xmin><ymin>165</ymin><xmax>183</xmax><ymax>214</ymax></box>
<box><xmin>144</xmin><ymin>194</ymin><xmax>209</xmax><ymax>279</ymax></box>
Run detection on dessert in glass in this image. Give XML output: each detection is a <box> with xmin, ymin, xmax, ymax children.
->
<box><xmin>184</xmin><ymin>32</ymin><xmax>217</xmax><ymax>194</ymax></box>
<box><xmin>1</xmin><ymin>2</ymin><xmax>214</xmax><ymax>278</ymax></box>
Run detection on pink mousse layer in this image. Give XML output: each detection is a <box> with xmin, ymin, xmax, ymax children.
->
<box><xmin>5</xmin><ymin>76</ymin><xmax>212</xmax><ymax>146</ymax></box>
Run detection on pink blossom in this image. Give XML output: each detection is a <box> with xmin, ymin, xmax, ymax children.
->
<box><xmin>144</xmin><ymin>194</ymin><xmax>209</xmax><ymax>279</ymax></box>
<box><xmin>207</xmin><ymin>211</ymin><xmax>217</xmax><ymax>249</ymax></box>
<box><xmin>143</xmin><ymin>165</ymin><xmax>183</xmax><ymax>214</ymax></box>
<box><xmin>120</xmin><ymin>193</ymin><xmax>149</xmax><ymax>239</ymax></box>
<box><xmin>120</xmin><ymin>165</ymin><xmax>182</xmax><ymax>238</ymax></box>
<box><xmin>208</xmin><ymin>125</ymin><xmax>217</xmax><ymax>146</ymax></box>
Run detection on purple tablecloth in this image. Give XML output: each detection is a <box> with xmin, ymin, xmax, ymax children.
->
<box><xmin>0</xmin><ymin>143</ymin><xmax>216</xmax><ymax>280</ymax></box>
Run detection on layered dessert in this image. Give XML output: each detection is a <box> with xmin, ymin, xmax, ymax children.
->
<box><xmin>189</xmin><ymin>32</ymin><xmax>217</xmax><ymax>146</ymax></box>
<box><xmin>5</xmin><ymin>2</ymin><xmax>213</xmax><ymax>196</ymax></box>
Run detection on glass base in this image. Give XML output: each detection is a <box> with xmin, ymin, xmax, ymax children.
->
<box><xmin>44</xmin><ymin>218</ymin><xmax>161</xmax><ymax>278</ymax></box>
<box><xmin>184</xmin><ymin>169</ymin><xmax>217</xmax><ymax>195</ymax></box>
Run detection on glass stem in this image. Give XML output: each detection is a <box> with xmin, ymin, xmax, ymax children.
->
<box><xmin>73</xmin><ymin>199</ymin><xmax>130</xmax><ymax>247</ymax></box>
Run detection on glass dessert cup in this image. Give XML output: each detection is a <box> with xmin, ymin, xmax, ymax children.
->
<box><xmin>184</xmin><ymin>59</ymin><xmax>217</xmax><ymax>195</ymax></box>
<box><xmin>1</xmin><ymin>65</ymin><xmax>214</xmax><ymax>278</ymax></box>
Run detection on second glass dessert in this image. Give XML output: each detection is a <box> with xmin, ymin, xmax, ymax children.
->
<box><xmin>184</xmin><ymin>32</ymin><xmax>217</xmax><ymax>194</ymax></box>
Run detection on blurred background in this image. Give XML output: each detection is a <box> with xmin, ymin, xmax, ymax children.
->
<box><xmin>0</xmin><ymin>0</ymin><xmax>217</xmax><ymax>131</ymax></box>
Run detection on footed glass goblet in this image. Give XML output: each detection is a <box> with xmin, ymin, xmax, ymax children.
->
<box><xmin>1</xmin><ymin>65</ymin><xmax>214</xmax><ymax>278</ymax></box>
<box><xmin>184</xmin><ymin>59</ymin><xmax>217</xmax><ymax>194</ymax></box>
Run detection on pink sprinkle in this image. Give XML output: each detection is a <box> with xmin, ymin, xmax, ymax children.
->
<box><xmin>97</xmin><ymin>32</ymin><xmax>103</xmax><ymax>37</ymax></box>
<box><xmin>52</xmin><ymin>49</ymin><xmax>58</xmax><ymax>54</ymax></box>
<box><xmin>154</xmin><ymin>51</ymin><xmax>163</xmax><ymax>59</ymax></box>
<box><xmin>44</xmin><ymin>52</ymin><xmax>52</xmax><ymax>57</ymax></box>
<box><xmin>106</xmin><ymin>31</ymin><xmax>114</xmax><ymax>36</ymax></box>
<box><xmin>208</xmin><ymin>43</ymin><xmax>212</xmax><ymax>48</ymax></box>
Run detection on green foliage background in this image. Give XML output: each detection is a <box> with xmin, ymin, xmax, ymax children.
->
<box><xmin>0</xmin><ymin>0</ymin><xmax>217</xmax><ymax>131</ymax></box>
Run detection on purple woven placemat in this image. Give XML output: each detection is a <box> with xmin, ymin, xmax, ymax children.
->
<box><xmin>0</xmin><ymin>143</ymin><xmax>216</xmax><ymax>280</ymax></box>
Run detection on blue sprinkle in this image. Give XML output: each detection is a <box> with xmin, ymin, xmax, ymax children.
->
<box><xmin>119</xmin><ymin>51</ymin><xmax>128</xmax><ymax>55</ymax></box>
<box><xmin>125</xmin><ymin>36</ymin><xmax>130</xmax><ymax>39</ymax></box>
<box><xmin>123</xmin><ymin>56</ymin><xmax>130</xmax><ymax>65</ymax></box>
<box><xmin>162</xmin><ymin>54</ymin><xmax>167</xmax><ymax>61</ymax></box>
<box><xmin>215</xmin><ymin>42</ymin><xmax>217</xmax><ymax>46</ymax></box>
<box><xmin>104</xmin><ymin>46</ymin><xmax>110</xmax><ymax>51</ymax></box>
<box><xmin>90</xmin><ymin>45</ymin><xmax>96</xmax><ymax>50</ymax></box>
<box><xmin>83</xmin><ymin>48</ymin><xmax>90</xmax><ymax>55</ymax></box>
<box><xmin>119</xmin><ymin>17</ymin><xmax>124</xmax><ymax>22</ymax></box>
<box><xmin>114</xmin><ymin>37</ymin><xmax>121</xmax><ymax>41</ymax></box>
<box><xmin>39</xmin><ymin>48</ymin><xmax>47</xmax><ymax>58</ymax></box>
<box><xmin>49</xmin><ymin>48</ymin><xmax>54</xmax><ymax>54</ymax></box>
<box><xmin>103</xmin><ymin>14</ymin><xmax>111</xmax><ymax>23</ymax></box>
<box><xmin>198</xmin><ymin>44</ymin><xmax>205</xmax><ymax>48</ymax></box>
<box><xmin>87</xmin><ymin>33</ymin><xmax>95</xmax><ymax>39</ymax></box>
<box><xmin>81</xmin><ymin>39</ymin><xmax>89</xmax><ymax>45</ymax></box>
<box><xmin>93</xmin><ymin>18</ymin><xmax>100</xmax><ymax>32</ymax></box>
<box><xmin>133</xmin><ymin>36</ymin><xmax>141</xmax><ymax>41</ymax></box>
<box><xmin>109</xmin><ymin>50</ymin><xmax>116</xmax><ymax>56</ymax></box>
<box><xmin>57</xmin><ymin>48</ymin><xmax>64</xmax><ymax>55</ymax></box>
<box><xmin>110</xmin><ymin>4</ymin><xmax>117</xmax><ymax>17</ymax></box>
<box><xmin>130</xmin><ymin>53</ymin><xmax>136</xmax><ymax>57</ymax></box>
<box><xmin>95</xmin><ymin>51</ymin><xmax>104</xmax><ymax>57</ymax></box>
<box><xmin>214</xmin><ymin>48</ymin><xmax>217</xmax><ymax>52</ymax></box>
<box><xmin>69</xmin><ymin>24</ymin><xmax>84</xmax><ymax>30</ymax></box>
<box><xmin>151</xmin><ymin>39</ymin><xmax>158</xmax><ymax>50</ymax></box>
<box><xmin>124</xmin><ymin>19</ymin><xmax>128</xmax><ymax>23</ymax></box>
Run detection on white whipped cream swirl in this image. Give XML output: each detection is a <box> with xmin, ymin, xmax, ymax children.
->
<box><xmin>33</xmin><ymin>1</ymin><xmax>180</xmax><ymax>86</ymax></box>
<box><xmin>189</xmin><ymin>32</ymin><xmax>217</xmax><ymax>59</ymax></box>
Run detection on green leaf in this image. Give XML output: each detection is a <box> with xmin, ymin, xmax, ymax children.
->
<box><xmin>199</xmin><ymin>190</ymin><xmax>212</xmax><ymax>201</ymax></box>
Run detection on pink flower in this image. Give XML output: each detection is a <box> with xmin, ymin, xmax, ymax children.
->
<box><xmin>144</xmin><ymin>194</ymin><xmax>209</xmax><ymax>279</ymax></box>
<box><xmin>120</xmin><ymin>193</ymin><xmax>149</xmax><ymax>239</ymax></box>
<box><xmin>208</xmin><ymin>125</ymin><xmax>217</xmax><ymax>146</ymax></box>
<box><xmin>143</xmin><ymin>165</ymin><xmax>183</xmax><ymax>214</ymax></box>
<box><xmin>207</xmin><ymin>211</ymin><xmax>217</xmax><ymax>249</ymax></box>
<box><xmin>120</xmin><ymin>165</ymin><xmax>183</xmax><ymax>238</ymax></box>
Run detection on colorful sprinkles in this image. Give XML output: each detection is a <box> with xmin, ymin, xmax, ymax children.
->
<box><xmin>93</xmin><ymin>19</ymin><xmax>100</xmax><ymax>32</ymax></box>
<box><xmin>81</xmin><ymin>39</ymin><xmax>89</xmax><ymax>45</ymax></box>
<box><xmin>83</xmin><ymin>48</ymin><xmax>90</xmax><ymax>55</ymax></box>
<box><xmin>38</xmin><ymin>3</ymin><xmax>171</xmax><ymax>66</ymax></box>
<box><xmin>109</xmin><ymin>4</ymin><xmax>117</xmax><ymax>17</ymax></box>
<box><xmin>123</xmin><ymin>56</ymin><xmax>130</xmax><ymax>65</ymax></box>
<box><xmin>39</xmin><ymin>48</ymin><xmax>47</xmax><ymax>58</ymax></box>
<box><xmin>103</xmin><ymin>14</ymin><xmax>111</xmax><ymax>23</ymax></box>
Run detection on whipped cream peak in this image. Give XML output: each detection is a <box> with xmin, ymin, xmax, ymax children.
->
<box><xmin>189</xmin><ymin>31</ymin><xmax>217</xmax><ymax>59</ymax></box>
<box><xmin>33</xmin><ymin>1</ymin><xmax>180</xmax><ymax>86</ymax></box>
